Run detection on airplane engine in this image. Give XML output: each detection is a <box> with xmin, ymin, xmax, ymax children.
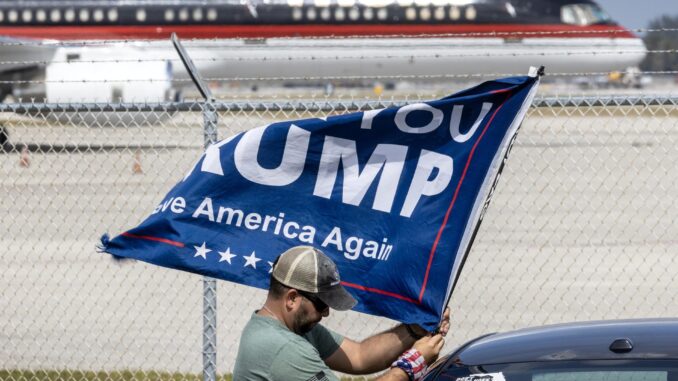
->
<box><xmin>43</xmin><ymin>46</ymin><xmax>176</xmax><ymax>126</ymax></box>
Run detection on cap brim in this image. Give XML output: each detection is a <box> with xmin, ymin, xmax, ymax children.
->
<box><xmin>317</xmin><ymin>285</ymin><xmax>357</xmax><ymax>311</ymax></box>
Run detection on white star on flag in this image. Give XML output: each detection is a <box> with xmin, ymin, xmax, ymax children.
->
<box><xmin>243</xmin><ymin>251</ymin><xmax>261</xmax><ymax>269</ymax></box>
<box><xmin>193</xmin><ymin>242</ymin><xmax>211</xmax><ymax>259</ymax></box>
<box><xmin>267</xmin><ymin>261</ymin><xmax>275</xmax><ymax>274</ymax></box>
<box><xmin>218</xmin><ymin>248</ymin><xmax>236</xmax><ymax>264</ymax></box>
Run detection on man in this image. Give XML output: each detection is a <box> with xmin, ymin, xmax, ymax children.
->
<box><xmin>233</xmin><ymin>245</ymin><xmax>450</xmax><ymax>381</ymax></box>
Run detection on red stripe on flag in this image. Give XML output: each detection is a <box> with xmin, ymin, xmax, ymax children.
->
<box><xmin>121</xmin><ymin>232</ymin><xmax>185</xmax><ymax>248</ymax></box>
<box><xmin>418</xmin><ymin>95</ymin><xmax>510</xmax><ymax>302</ymax></box>
<box><xmin>341</xmin><ymin>281</ymin><xmax>420</xmax><ymax>305</ymax></box>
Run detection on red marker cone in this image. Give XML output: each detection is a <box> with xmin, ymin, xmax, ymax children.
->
<box><xmin>19</xmin><ymin>146</ymin><xmax>30</xmax><ymax>167</ymax></box>
<box><xmin>133</xmin><ymin>149</ymin><xmax>143</xmax><ymax>174</ymax></box>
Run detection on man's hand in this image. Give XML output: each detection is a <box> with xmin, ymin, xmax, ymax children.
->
<box><xmin>409</xmin><ymin>307</ymin><xmax>451</xmax><ymax>338</ymax></box>
<box><xmin>412</xmin><ymin>333</ymin><xmax>445</xmax><ymax>365</ymax></box>
<box><xmin>439</xmin><ymin>307</ymin><xmax>451</xmax><ymax>336</ymax></box>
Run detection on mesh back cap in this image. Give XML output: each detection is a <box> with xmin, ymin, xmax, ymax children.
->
<box><xmin>272</xmin><ymin>246</ymin><xmax>357</xmax><ymax>311</ymax></box>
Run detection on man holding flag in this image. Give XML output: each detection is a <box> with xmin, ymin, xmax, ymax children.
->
<box><xmin>233</xmin><ymin>245</ymin><xmax>450</xmax><ymax>381</ymax></box>
<box><xmin>100</xmin><ymin>70</ymin><xmax>541</xmax><ymax>380</ymax></box>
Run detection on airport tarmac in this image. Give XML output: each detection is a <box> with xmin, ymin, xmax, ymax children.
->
<box><xmin>1</xmin><ymin>103</ymin><xmax>677</xmax><ymax>374</ymax></box>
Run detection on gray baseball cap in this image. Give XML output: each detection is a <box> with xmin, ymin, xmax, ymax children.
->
<box><xmin>272</xmin><ymin>246</ymin><xmax>357</xmax><ymax>311</ymax></box>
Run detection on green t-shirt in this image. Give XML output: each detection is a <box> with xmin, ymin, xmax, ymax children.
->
<box><xmin>233</xmin><ymin>312</ymin><xmax>344</xmax><ymax>381</ymax></box>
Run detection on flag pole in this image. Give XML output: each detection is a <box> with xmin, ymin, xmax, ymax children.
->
<box><xmin>441</xmin><ymin>66</ymin><xmax>544</xmax><ymax>327</ymax></box>
<box><xmin>171</xmin><ymin>33</ymin><xmax>218</xmax><ymax>381</ymax></box>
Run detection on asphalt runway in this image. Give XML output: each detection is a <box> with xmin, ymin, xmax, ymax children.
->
<box><xmin>1</xmin><ymin>105</ymin><xmax>677</xmax><ymax>375</ymax></box>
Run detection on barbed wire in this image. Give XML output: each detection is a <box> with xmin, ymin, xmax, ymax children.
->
<box><xmin>207</xmin><ymin>70</ymin><xmax>678</xmax><ymax>82</ymax></box>
<box><xmin>0</xmin><ymin>27</ymin><xmax>676</xmax><ymax>47</ymax></box>
<box><xmin>0</xmin><ymin>49</ymin><xmax>672</xmax><ymax>66</ymax></box>
<box><xmin>1</xmin><ymin>70</ymin><xmax>677</xmax><ymax>85</ymax></box>
<box><xmin>1</xmin><ymin>95</ymin><xmax>676</xmax><ymax>113</ymax></box>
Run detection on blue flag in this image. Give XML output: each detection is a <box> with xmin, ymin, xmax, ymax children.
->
<box><xmin>101</xmin><ymin>74</ymin><xmax>540</xmax><ymax>330</ymax></box>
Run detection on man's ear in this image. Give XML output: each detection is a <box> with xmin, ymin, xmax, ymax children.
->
<box><xmin>285</xmin><ymin>289</ymin><xmax>300</xmax><ymax>311</ymax></box>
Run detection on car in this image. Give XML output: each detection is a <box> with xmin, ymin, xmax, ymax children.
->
<box><xmin>424</xmin><ymin>318</ymin><xmax>678</xmax><ymax>381</ymax></box>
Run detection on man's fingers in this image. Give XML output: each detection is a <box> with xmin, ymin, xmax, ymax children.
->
<box><xmin>438</xmin><ymin>307</ymin><xmax>451</xmax><ymax>336</ymax></box>
<box><xmin>429</xmin><ymin>333</ymin><xmax>444</xmax><ymax>346</ymax></box>
<box><xmin>440</xmin><ymin>322</ymin><xmax>450</xmax><ymax>336</ymax></box>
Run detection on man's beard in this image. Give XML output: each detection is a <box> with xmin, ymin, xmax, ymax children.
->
<box><xmin>292</xmin><ymin>309</ymin><xmax>317</xmax><ymax>335</ymax></box>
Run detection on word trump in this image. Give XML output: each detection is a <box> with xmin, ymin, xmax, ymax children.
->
<box><xmin>188</xmin><ymin>101</ymin><xmax>493</xmax><ymax>218</ymax></box>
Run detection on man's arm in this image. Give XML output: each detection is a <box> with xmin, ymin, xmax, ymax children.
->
<box><xmin>324</xmin><ymin>309</ymin><xmax>450</xmax><ymax>375</ymax></box>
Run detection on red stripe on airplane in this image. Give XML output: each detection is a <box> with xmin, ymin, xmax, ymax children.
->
<box><xmin>0</xmin><ymin>24</ymin><xmax>636</xmax><ymax>40</ymax></box>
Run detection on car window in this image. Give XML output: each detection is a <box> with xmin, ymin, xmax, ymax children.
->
<box><xmin>433</xmin><ymin>360</ymin><xmax>678</xmax><ymax>381</ymax></box>
<box><xmin>534</xmin><ymin>371</ymin><xmax>666</xmax><ymax>381</ymax></box>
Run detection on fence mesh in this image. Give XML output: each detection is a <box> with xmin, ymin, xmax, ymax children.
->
<box><xmin>1</xmin><ymin>94</ymin><xmax>677</xmax><ymax>379</ymax></box>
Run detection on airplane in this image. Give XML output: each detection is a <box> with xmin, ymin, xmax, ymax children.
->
<box><xmin>0</xmin><ymin>0</ymin><xmax>647</xmax><ymax>103</ymax></box>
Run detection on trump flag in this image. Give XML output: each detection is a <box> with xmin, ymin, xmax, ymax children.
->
<box><xmin>100</xmin><ymin>73</ymin><xmax>540</xmax><ymax>330</ymax></box>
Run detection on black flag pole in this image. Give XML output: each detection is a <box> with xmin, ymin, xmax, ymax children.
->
<box><xmin>171</xmin><ymin>32</ymin><xmax>213</xmax><ymax>102</ymax></box>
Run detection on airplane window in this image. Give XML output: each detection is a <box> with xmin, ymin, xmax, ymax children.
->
<box><xmin>349</xmin><ymin>7</ymin><xmax>360</xmax><ymax>20</ymax></box>
<box><xmin>64</xmin><ymin>9</ymin><xmax>75</xmax><ymax>22</ymax></box>
<box><xmin>320</xmin><ymin>7</ymin><xmax>331</xmax><ymax>20</ymax></box>
<box><xmin>179</xmin><ymin>8</ymin><xmax>189</xmax><ymax>21</ymax></box>
<box><xmin>108</xmin><ymin>8</ymin><xmax>118</xmax><ymax>22</ymax></box>
<box><xmin>8</xmin><ymin>10</ymin><xmax>18</xmax><ymax>23</ymax></box>
<box><xmin>193</xmin><ymin>8</ymin><xmax>203</xmax><ymax>21</ymax></box>
<box><xmin>165</xmin><ymin>9</ymin><xmax>175</xmax><ymax>21</ymax></box>
<box><xmin>36</xmin><ymin>9</ymin><xmax>47</xmax><ymax>22</ymax></box>
<box><xmin>363</xmin><ymin>7</ymin><xmax>374</xmax><ymax>20</ymax></box>
<box><xmin>306</xmin><ymin>7</ymin><xmax>317</xmax><ymax>20</ymax></box>
<box><xmin>434</xmin><ymin>7</ymin><xmax>445</xmax><ymax>20</ymax></box>
<box><xmin>136</xmin><ymin>8</ymin><xmax>146</xmax><ymax>22</ymax></box>
<box><xmin>292</xmin><ymin>7</ymin><xmax>303</xmax><ymax>20</ymax></box>
<box><xmin>560</xmin><ymin>4</ymin><xmax>611</xmax><ymax>25</ymax></box>
<box><xmin>377</xmin><ymin>8</ymin><xmax>388</xmax><ymax>20</ymax></box>
<box><xmin>420</xmin><ymin>7</ymin><xmax>431</xmax><ymax>20</ymax></box>
<box><xmin>207</xmin><ymin>8</ymin><xmax>218</xmax><ymax>21</ymax></box>
<box><xmin>79</xmin><ymin>9</ymin><xmax>89</xmax><ymax>22</ymax></box>
<box><xmin>560</xmin><ymin>5</ymin><xmax>577</xmax><ymax>24</ymax></box>
<box><xmin>93</xmin><ymin>9</ymin><xmax>104</xmax><ymax>22</ymax></box>
<box><xmin>22</xmin><ymin>9</ymin><xmax>32</xmax><ymax>22</ymax></box>
<box><xmin>465</xmin><ymin>5</ymin><xmax>476</xmax><ymax>20</ymax></box>
<box><xmin>335</xmin><ymin>8</ymin><xmax>346</xmax><ymax>20</ymax></box>
<box><xmin>449</xmin><ymin>6</ymin><xmax>460</xmax><ymax>20</ymax></box>
<box><xmin>405</xmin><ymin>7</ymin><xmax>416</xmax><ymax>20</ymax></box>
<box><xmin>589</xmin><ymin>4</ymin><xmax>611</xmax><ymax>23</ymax></box>
<box><xmin>0</xmin><ymin>11</ymin><xmax>4</xmax><ymax>23</ymax></box>
<box><xmin>50</xmin><ymin>9</ymin><xmax>60</xmax><ymax>22</ymax></box>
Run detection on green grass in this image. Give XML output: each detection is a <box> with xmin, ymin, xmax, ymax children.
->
<box><xmin>0</xmin><ymin>370</ymin><xmax>371</xmax><ymax>381</ymax></box>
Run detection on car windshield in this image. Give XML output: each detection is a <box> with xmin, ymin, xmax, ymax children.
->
<box><xmin>440</xmin><ymin>360</ymin><xmax>678</xmax><ymax>381</ymax></box>
<box><xmin>560</xmin><ymin>3</ymin><xmax>612</xmax><ymax>25</ymax></box>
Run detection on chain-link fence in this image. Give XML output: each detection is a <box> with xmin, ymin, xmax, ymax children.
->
<box><xmin>1</xmin><ymin>94</ymin><xmax>677</xmax><ymax>379</ymax></box>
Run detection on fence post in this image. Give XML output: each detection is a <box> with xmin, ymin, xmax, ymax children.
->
<box><xmin>171</xmin><ymin>33</ymin><xmax>218</xmax><ymax>381</ymax></box>
<box><xmin>202</xmin><ymin>100</ymin><xmax>218</xmax><ymax>381</ymax></box>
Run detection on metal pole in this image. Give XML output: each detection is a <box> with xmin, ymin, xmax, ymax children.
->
<box><xmin>201</xmin><ymin>101</ymin><xmax>218</xmax><ymax>381</ymax></box>
<box><xmin>171</xmin><ymin>33</ymin><xmax>218</xmax><ymax>381</ymax></box>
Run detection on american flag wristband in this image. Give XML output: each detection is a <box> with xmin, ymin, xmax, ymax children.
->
<box><xmin>391</xmin><ymin>348</ymin><xmax>427</xmax><ymax>381</ymax></box>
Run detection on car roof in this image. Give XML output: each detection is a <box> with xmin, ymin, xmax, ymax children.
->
<box><xmin>452</xmin><ymin>318</ymin><xmax>678</xmax><ymax>366</ymax></box>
